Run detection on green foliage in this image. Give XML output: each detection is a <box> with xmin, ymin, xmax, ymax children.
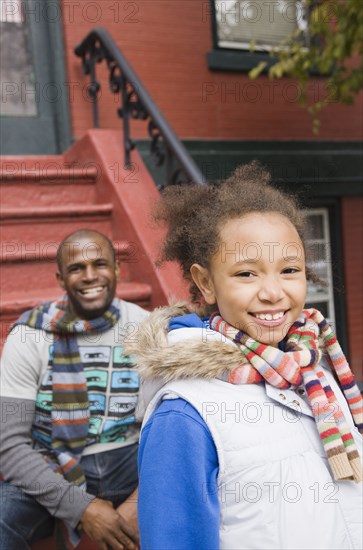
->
<box><xmin>249</xmin><ymin>0</ymin><xmax>363</xmax><ymax>133</ymax></box>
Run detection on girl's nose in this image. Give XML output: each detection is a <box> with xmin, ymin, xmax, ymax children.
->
<box><xmin>258</xmin><ymin>276</ymin><xmax>284</xmax><ymax>303</ymax></box>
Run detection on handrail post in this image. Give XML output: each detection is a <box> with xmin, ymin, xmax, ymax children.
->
<box><xmin>120</xmin><ymin>75</ymin><xmax>133</xmax><ymax>169</ymax></box>
<box><xmin>165</xmin><ymin>146</ymin><xmax>173</xmax><ymax>188</ymax></box>
<box><xmin>89</xmin><ymin>54</ymin><xmax>99</xmax><ymax>129</ymax></box>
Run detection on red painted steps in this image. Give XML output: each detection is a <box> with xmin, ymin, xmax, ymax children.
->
<box><xmin>0</xmin><ymin>146</ymin><xmax>160</xmax><ymax>353</ymax></box>
<box><xmin>0</xmin><ymin>157</ymin><xmax>113</xmax><ymax>260</ymax></box>
<box><xmin>2</xmin><ymin>219</ymin><xmax>113</xmax><ymax>246</ymax></box>
<box><xmin>2</xmin><ymin>204</ymin><xmax>113</xmax><ymax>219</ymax></box>
<box><xmin>0</xmin><ymin>170</ymin><xmax>98</xmax><ymax>207</ymax></box>
<box><xmin>1</xmin><ymin>130</ymin><xmax>189</xmax><ymax>353</ymax></box>
<box><xmin>1</xmin><ymin>204</ymin><xmax>114</xmax><ymax>244</ymax></box>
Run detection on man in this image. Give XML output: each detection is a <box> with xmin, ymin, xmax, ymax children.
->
<box><xmin>0</xmin><ymin>229</ymin><xmax>149</xmax><ymax>549</ymax></box>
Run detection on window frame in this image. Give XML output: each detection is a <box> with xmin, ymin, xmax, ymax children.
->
<box><xmin>0</xmin><ymin>0</ymin><xmax>71</xmax><ymax>153</ymax></box>
<box><xmin>299</xmin><ymin>197</ymin><xmax>348</xmax><ymax>355</ymax></box>
<box><xmin>208</xmin><ymin>0</ymin><xmax>313</xmax><ymax>73</ymax></box>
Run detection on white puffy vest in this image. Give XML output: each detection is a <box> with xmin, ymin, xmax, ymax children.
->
<box><xmin>143</xmin><ymin>335</ymin><xmax>363</xmax><ymax>549</ymax></box>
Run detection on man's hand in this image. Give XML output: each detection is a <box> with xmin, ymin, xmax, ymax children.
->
<box><xmin>80</xmin><ymin>498</ymin><xmax>139</xmax><ymax>550</ymax></box>
<box><xmin>116</xmin><ymin>488</ymin><xmax>139</xmax><ymax>541</ymax></box>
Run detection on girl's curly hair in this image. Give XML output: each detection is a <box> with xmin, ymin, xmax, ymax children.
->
<box><xmin>154</xmin><ymin>161</ymin><xmax>316</xmax><ymax>304</ymax></box>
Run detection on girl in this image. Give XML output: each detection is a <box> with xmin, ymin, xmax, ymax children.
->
<box><xmin>128</xmin><ymin>162</ymin><xmax>362</xmax><ymax>549</ymax></box>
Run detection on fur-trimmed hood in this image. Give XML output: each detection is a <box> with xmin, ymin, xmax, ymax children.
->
<box><xmin>125</xmin><ymin>304</ymin><xmax>246</xmax><ymax>383</ymax></box>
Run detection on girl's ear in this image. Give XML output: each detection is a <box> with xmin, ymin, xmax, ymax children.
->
<box><xmin>190</xmin><ymin>264</ymin><xmax>216</xmax><ymax>305</ymax></box>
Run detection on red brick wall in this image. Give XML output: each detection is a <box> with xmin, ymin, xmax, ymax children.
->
<box><xmin>342</xmin><ymin>197</ymin><xmax>363</xmax><ymax>380</ymax></box>
<box><xmin>61</xmin><ymin>0</ymin><xmax>363</xmax><ymax>141</ymax></box>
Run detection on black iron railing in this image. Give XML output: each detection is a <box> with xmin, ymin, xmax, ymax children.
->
<box><xmin>74</xmin><ymin>28</ymin><xmax>205</xmax><ymax>188</ymax></box>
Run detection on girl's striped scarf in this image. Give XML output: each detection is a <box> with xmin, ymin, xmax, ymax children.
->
<box><xmin>15</xmin><ymin>295</ymin><xmax>120</xmax><ymax>548</ymax></box>
<box><xmin>209</xmin><ymin>308</ymin><xmax>363</xmax><ymax>484</ymax></box>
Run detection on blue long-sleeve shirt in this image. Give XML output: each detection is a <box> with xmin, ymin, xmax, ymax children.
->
<box><xmin>138</xmin><ymin>398</ymin><xmax>220</xmax><ymax>550</ymax></box>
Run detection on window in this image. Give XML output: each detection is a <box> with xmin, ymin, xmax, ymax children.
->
<box><xmin>208</xmin><ymin>0</ymin><xmax>309</xmax><ymax>71</ymax></box>
<box><xmin>304</xmin><ymin>208</ymin><xmax>335</xmax><ymax>323</ymax></box>
<box><xmin>0</xmin><ymin>0</ymin><xmax>37</xmax><ymax>116</ymax></box>
<box><xmin>215</xmin><ymin>0</ymin><xmax>308</xmax><ymax>51</ymax></box>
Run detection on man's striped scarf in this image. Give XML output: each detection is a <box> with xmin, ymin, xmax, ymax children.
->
<box><xmin>15</xmin><ymin>295</ymin><xmax>120</xmax><ymax>547</ymax></box>
<box><xmin>209</xmin><ymin>308</ymin><xmax>363</xmax><ymax>484</ymax></box>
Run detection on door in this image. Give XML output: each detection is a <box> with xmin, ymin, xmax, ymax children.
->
<box><xmin>0</xmin><ymin>0</ymin><xmax>71</xmax><ymax>154</ymax></box>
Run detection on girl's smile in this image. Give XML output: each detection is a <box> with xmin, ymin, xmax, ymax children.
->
<box><xmin>249</xmin><ymin>310</ymin><xmax>288</xmax><ymax>327</ymax></box>
<box><xmin>191</xmin><ymin>212</ymin><xmax>307</xmax><ymax>347</ymax></box>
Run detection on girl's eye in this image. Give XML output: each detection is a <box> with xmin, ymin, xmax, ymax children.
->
<box><xmin>282</xmin><ymin>268</ymin><xmax>300</xmax><ymax>274</ymax></box>
<box><xmin>237</xmin><ymin>271</ymin><xmax>254</xmax><ymax>277</ymax></box>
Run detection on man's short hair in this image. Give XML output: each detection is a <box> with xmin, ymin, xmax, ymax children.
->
<box><xmin>56</xmin><ymin>229</ymin><xmax>116</xmax><ymax>272</ymax></box>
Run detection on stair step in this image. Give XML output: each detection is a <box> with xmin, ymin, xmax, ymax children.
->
<box><xmin>0</xmin><ymin>155</ymin><xmax>67</xmax><ymax>165</ymax></box>
<box><xmin>1</xmin><ymin>204</ymin><xmax>114</xmax><ymax>244</ymax></box>
<box><xmin>0</xmin><ymin>203</ymin><xmax>113</xmax><ymax>221</ymax></box>
<box><xmin>0</xmin><ymin>179</ymin><xmax>98</xmax><ymax>208</ymax></box>
<box><xmin>0</xmin><ymin>157</ymin><xmax>98</xmax><ymax>183</ymax></box>
<box><xmin>0</xmin><ymin>157</ymin><xmax>99</xmax><ymax>207</ymax></box>
<box><xmin>1</xmin><ymin>283</ymin><xmax>153</xmax><ymax>319</ymax></box>
<box><xmin>0</xmin><ymin>166</ymin><xmax>98</xmax><ymax>182</ymax></box>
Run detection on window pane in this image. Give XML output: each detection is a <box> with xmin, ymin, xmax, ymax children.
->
<box><xmin>215</xmin><ymin>0</ymin><xmax>308</xmax><ymax>51</ymax></box>
<box><xmin>305</xmin><ymin>214</ymin><xmax>325</xmax><ymax>240</ymax></box>
<box><xmin>303</xmin><ymin>209</ymin><xmax>335</xmax><ymax>323</ymax></box>
<box><xmin>306</xmin><ymin>242</ymin><xmax>331</xmax><ymax>281</ymax></box>
<box><xmin>0</xmin><ymin>0</ymin><xmax>37</xmax><ymax>116</ymax></box>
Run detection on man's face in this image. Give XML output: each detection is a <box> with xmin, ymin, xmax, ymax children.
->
<box><xmin>56</xmin><ymin>234</ymin><xmax>119</xmax><ymax>319</ymax></box>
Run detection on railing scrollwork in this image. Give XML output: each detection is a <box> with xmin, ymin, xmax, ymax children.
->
<box><xmin>75</xmin><ymin>28</ymin><xmax>205</xmax><ymax>188</ymax></box>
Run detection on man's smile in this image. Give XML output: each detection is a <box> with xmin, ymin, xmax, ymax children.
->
<box><xmin>78</xmin><ymin>286</ymin><xmax>106</xmax><ymax>297</ymax></box>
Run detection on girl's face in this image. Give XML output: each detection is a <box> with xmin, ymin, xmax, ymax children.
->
<box><xmin>191</xmin><ymin>212</ymin><xmax>307</xmax><ymax>347</ymax></box>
